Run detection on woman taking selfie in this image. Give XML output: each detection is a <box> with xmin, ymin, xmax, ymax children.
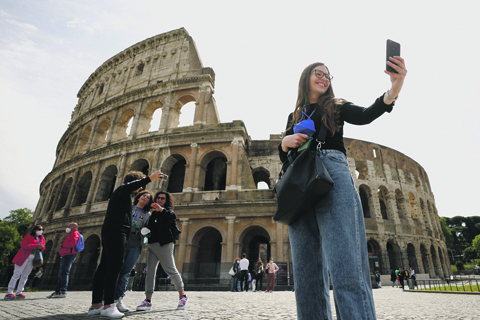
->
<box><xmin>279</xmin><ymin>56</ymin><xmax>406</xmax><ymax>319</ymax></box>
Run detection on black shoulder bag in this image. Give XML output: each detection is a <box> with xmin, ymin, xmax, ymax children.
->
<box><xmin>273</xmin><ymin>124</ymin><xmax>334</xmax><ymax>225</ymax></box>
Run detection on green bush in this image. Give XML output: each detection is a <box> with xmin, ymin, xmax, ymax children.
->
<box><xmin>451</xmin><ymin>265</ymin><xmax>458</xmax><ymax>272</ymax></box>
<box><xmin>455</xmin><ymin>261</ymin><xmax>465</xmax><ymax>271</ymax></box>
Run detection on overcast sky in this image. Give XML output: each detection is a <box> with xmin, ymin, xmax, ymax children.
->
<box><xmin>1</xmin><ymin>0</ymin><xmax>479</xmax><ymax>220</ymax></box>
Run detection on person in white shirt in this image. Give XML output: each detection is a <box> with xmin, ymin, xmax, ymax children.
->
<box><xmin>239</xmin><ymin>253</ymin><xmax>249</xmax><ymax>292</ymax></box>
<box><xmin>265</xmin><ymin>259</ymin><xmax>279</xmax><ymax>292</ymax></box>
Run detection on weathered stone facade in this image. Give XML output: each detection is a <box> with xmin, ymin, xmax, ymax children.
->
<box><xmin>32</xmin><ymin>28</ymin><xmax>449</xmax><ymax>287</ymax></box>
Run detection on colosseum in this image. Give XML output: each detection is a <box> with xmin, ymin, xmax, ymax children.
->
<box><xmin>31</xmin><ymin>28</ymin><xmax>449</xmax><ymax>290</ymax></box>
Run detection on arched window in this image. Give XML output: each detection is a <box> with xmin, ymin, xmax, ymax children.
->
<box><xmin>130</xmin><ymin>159</ymin><xmax>149</xmax><ymax>176</ymax></box>
<box><xmin>205</xmin><ymin>157</ymin><xmax>227</xmax><ymax>191</ymax></box>
<box><xmin>72</xmin><ymin>172</ymin><xmax>93</xmax><ymax>207</ymax></box>
<box><xmin>56</xmin><ymin>178</ymin><xmax>73</xmax><ymax>211</ymax></box>
<box><xmin>253</xmin><ymin>168</ymin><xmax>270</xmax><ymax>189</ymax></box>
<box><xmin>167</xmin><ymin>159</ymin><xmax>186</xmax><ymax>193</ymax></box>
<box><xmin>359</xmin><ymin>187</ymin><xmax>370</xmax><ymax>218</ymax></box>
<box><xmin>95</xmin><ymin>165</ymin><xmax>118</xmax><ymax>202</ymax></box>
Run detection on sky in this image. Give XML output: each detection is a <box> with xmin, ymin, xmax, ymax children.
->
<box><xmin>1</xmin><ymin>0</ymin><xmax>479</xmax><ymax>220</ymax></box>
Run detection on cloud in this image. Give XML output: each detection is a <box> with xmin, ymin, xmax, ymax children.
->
<box><xmin>4</xmin><ymin>19</ymin><xmax>39</xmax><ymax>33</ymax></box>
<box><xmin>66</xmin><ymin>17</ymin><xmax>99</xmax><ymax>33</ymax></box>
<box><xmin>0</xmin><ymin>9</ymin><xmax>13</xmax><ymax>18</ymax></box>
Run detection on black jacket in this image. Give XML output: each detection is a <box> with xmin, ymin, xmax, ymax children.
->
<box><xmin>102</xmin><ymin>177</ymin><xmax>152</xmax><ymax>238</ymax></box>
<box><xmin>147</xmin><ymin>208</ymin><xmax>177</xmax><ymax>246</ymax></box>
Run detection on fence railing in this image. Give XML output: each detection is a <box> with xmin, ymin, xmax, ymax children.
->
<box><xmin>412</xmin><ymin>278</ymin><xmax>480</xmax><ymax>293</ymax></box>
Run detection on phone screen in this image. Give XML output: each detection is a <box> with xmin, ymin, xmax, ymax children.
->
<box><xmin>386</xmin><ymin>39</ymin><xmax>401</xmax><ymax>73</ymax></box>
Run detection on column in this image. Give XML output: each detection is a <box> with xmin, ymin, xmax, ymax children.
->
<box><xmin>185</xmin><ymin>143</ymin><xmax>199</xmax><ymax>192</ymax></box>
<box><xmin>129</xmin><ymin>99</ymin><xmax>144</xmax><ymax>139</ymax></box>
<box><xmin>71</xmin><ymin>127</ymin><xmax>83</xmax><ymax>157</ymax></box>
<box><xmin>276</xmin><ymin>222</ymin><xmax>284</xmax><ymax>262</ymax></box>
<box><xmin>62</xmin><ymin>169</ymin><xmax>81</xmax><ymax>217</ymax></box>
<box><xmin>176</xmin><ymin>218</ymin><xmax>189</xmax><ymax>274</ymax></box>
<box><xmin>85</xmin><ymin>117</ymin><xmax>100</xmax><ymax>152</ymax></box>
<box><xmin>105</xmin><ymin>108</ymin><xmax>119</xmax><ymax>144</ymax></box>
<box><xmin>226</xmin><ymin>138</ymin><xmax>242</xmax><ymax>190</ymax></box>
<box><xmin>225</xmin><ymin>216</ymin><xmax>236</xmax><ymax>263</ymax></box>
<box><xmin>85</xmin><ymin>161</ymin><xmax>102</xmax><ymax>213</ymax></box>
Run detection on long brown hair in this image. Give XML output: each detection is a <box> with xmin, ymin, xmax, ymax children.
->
<box><xmin>154</xmin><ymin>191</ymin><xmax>174</xmax><ymax>210</ymax></box>
<box><xmin>133</xmin><ymin>191</ymin><xmax>153</xmax><ymax>211</ymax></box>
<box><xmin>290</xmin><ymin>62</ymin><xmax>344</xmax><ymax>136</ymax></box>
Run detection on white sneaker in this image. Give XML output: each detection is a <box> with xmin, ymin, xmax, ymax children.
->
<box><xmin>115</xmin><ymin>297</ymin><xmax>129</xmax><ymax>312</ymax></box>
<box><xmin>100</xmin><ymin>305</ymin><xmax>125</xmax><ymax>318</ymax></box>
<box><xmin>87</xmin><ymin>306</ymin><xmax>102</xmax><ymax>316</ymax></box>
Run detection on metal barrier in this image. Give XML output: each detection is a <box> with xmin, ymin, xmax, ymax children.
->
<box><xmin>412</xmin><ymin>278</ymin><xmax>480</xmax><ymax>292</ymax></box>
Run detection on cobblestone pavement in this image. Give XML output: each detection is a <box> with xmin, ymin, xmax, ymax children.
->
<box><xmin>0</xmin><ymin>287</ymin><xmax>479</xmax><ymax>319</ymax></box>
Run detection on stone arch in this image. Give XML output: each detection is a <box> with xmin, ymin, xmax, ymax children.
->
<box><xmin>355</xmin><ymin>161</ymin><xmax>368</xmax><ymax>180</ymax></box>
<box><xmin>437</xmin><ymin>247</ymin><xmax>445</xmax><ymax>278</ymax></box>
<box><xmin>408</xmin><ymin>192</ymin><xmax>420</xmax><ymax>220</ymax></box>
<box><xmin>94</xmin><ymin>165</ymin><xmax>118</xmax><ymax>202</ymax></box>
<box><xmin>130</xmin><ymin>159</ymin><xmax>150</xmax><ymax>176</ymax></box>
<box><xmin>386</xmin><ymin>241</ymin><xmax>402</xmax><ymax>270</ymax></box>
<box><xmin>112</xmin><ymin>108</ymin><xmax>135</xmax><ymax>141</ymax></box>
<box><xmin>199</xmin><ymin>150</ymin><xmax>228</xmax><ymax>191</ymax></box>
<box><xmin>72</xmin><ymin>171</ymin><xmax>93</xmax><ymax>207</ymax></box>
<box><xmin>56</xmin><ymin>177</ymin><xmax>73</xmax><ymax>211</ymax></box>
<box><xmin>359</xmin><ymin>184</ymin><xmax>373</xmax><ymax>218</ymax></box>
<box><xmin>92</xmin><ymin>117</ymin><xmax>111</xmax><ymax>148</ymax></box>
<box><xmin>407</xmin><ymin>243</ymin><xmax>418</xmax><ymax>272</ymax></box>
<box><xmin>77</xmin><ymin>125</ymin><xmax>92</xmax><ymax>154</ymax></box>
<box><xmin>238</xmin><ymin>225</ymin><xmax>272</xmax><ymax>268</ymax></box>
<box><xmin>71</xmin><ymin>234</ymin><xmax>101</xmax><ymax>289</ymax></box>
<box><xmin>377</xmin><ymin>186</ymin><xmax>390</xmax><ymax>220</ymax></box>
<box><xmin>367</xmin><ymin>239</ymin><xmax>384</xmax><ymax>274</ymax></box>
<box><xmin>159</xmin><ymin>154</ymin><xmax>188</xmax><ymax>193</ymax></box>
<box><xmin>430</xmin><ymin>244</ymin><xmax>439</xmax><ymax>277</ymax></box>
<box><xmin>187</xmin><ymin>225</ymin><xmax>224</xmax><ymax>278</ymax></box>
<box><xmin>138</xmin><ymin>101</ymin><xmax>163</xmax><ymax>134</ymax></box>
<box><xmin>46</xmin><ymin>183</ymin><xmax>60</xmax><ymax>213</ymax></box>
<box><xmin>395</xmin><ymin>189</ymin><xmax>407</xmax><ymax>219</ymax></box>
<box><xmin>252</xmin><ymin>167</ymin><xmax>271</xmax><ymax>189</ymax></box>
<box><xmin>174</xmin><ymin>94</ymin><xmax>197</xmax><ymax>128</ymax></box>
<box><xmin>420</xmin><ymin>244</ymin><xmax>430</xmax><ymax>275</ymax></box>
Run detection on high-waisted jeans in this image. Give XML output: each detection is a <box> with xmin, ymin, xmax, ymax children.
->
<box><xmin>288</xmin><ymin>149</ymin><xmax>376</xmax><ymax>320</ymax></box>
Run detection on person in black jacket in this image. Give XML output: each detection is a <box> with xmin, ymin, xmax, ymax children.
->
<box><xmin>88</xmin><ymin>170</ymin><xmax>163</xmax><ymax>318</ymax></box>
<box><xmin>136</xmin><ymin>191</ymin><xmax>188</xmax><ymax>312</ymax></box>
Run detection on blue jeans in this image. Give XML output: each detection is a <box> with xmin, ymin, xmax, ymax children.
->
<box><xmin>231</xmin><ymin>276</ymin><xmax>239</xmax><ymax>292</ymax></box>
<box><xmin>56</xmin><ymin>254</ymin><xmax>76</xmax><ymax>293</ymax></box>
<box><xmin>289</xmin><ymin>150</ymin><xmax>376</xmax><ymax>320</ymax></box>
<box><xmin>114</xmin><ymin>245</ymin><xmax>142</xmax><ymax>300</ymax></box>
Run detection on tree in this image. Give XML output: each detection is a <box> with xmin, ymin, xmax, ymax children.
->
<box><xmin>0</xmin><ymin>223</ymin><xmax>21</xmax><ymax>266</ymax></box>
<box><xmin>3</xmin><ymin>208</ymin><xmax>33</xmax><ymax>236</ymax></box>
<box><xmin>473</xmin><ymin>235</ymin><xmax>480</xmax><ymax>252</ymax></box>
<box><xmin>463</xmin><ymin>247</ymin><xmax>479</xmax><ymax>262</ymax></box>
<box><xmin>440</xmin><ymin>217</ymin><xmax>454</xmax><ymax>248</ymax></box>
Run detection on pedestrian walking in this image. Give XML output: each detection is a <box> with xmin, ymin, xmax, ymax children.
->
<box><xmin>390</xmin><ymin>269</ymin><xmax>397</xmax><ymax>287</ymax></box>
<box><xmin>255</xmin><ymin>259</ymin><xmax>264</xmax><ymax>291</ymax></box>
<box><xmin>4</xmin><ymin>225</ymin><xmax>45</xmax><ymax>300</ymax></box>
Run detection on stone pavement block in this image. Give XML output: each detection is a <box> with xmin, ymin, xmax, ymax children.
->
<box><xmin>0</xmin><ymin>287</ymin><xmax>479</xmax><ymax>319</ymax></box>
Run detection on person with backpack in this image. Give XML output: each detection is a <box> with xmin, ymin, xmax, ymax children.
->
<box><xmin>47</xmin><ymin>222</ymin><xmax>82</xmax><ymax>298</ymax></box>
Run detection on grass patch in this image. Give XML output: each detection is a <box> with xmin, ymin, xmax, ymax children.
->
<box><xmin>417</xmin><ymin>285</ymin><xmax>479</xmax><ymax>292</ymax></box>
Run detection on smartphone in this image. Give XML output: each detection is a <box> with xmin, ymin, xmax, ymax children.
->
<box><xmin>386</xmin><ymin>39</ymin><xmax>401</xmax><ymax>73</ymax></box>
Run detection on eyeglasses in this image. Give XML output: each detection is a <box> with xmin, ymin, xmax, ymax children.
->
<box><xmin>311</xmin><ymin>69</ymin><xmax>333</xmax><ymax>81</ymax></box>
<box><xmin>157</xmin><ymin>197</ymin><xmax>166</xmax><ymax>200</ymax></box>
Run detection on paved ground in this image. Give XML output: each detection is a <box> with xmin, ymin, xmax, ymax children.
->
<box><xmin>0</xmin><ymin>287</ymin><xmax>479</xmax><ymax>319</ymax></box>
